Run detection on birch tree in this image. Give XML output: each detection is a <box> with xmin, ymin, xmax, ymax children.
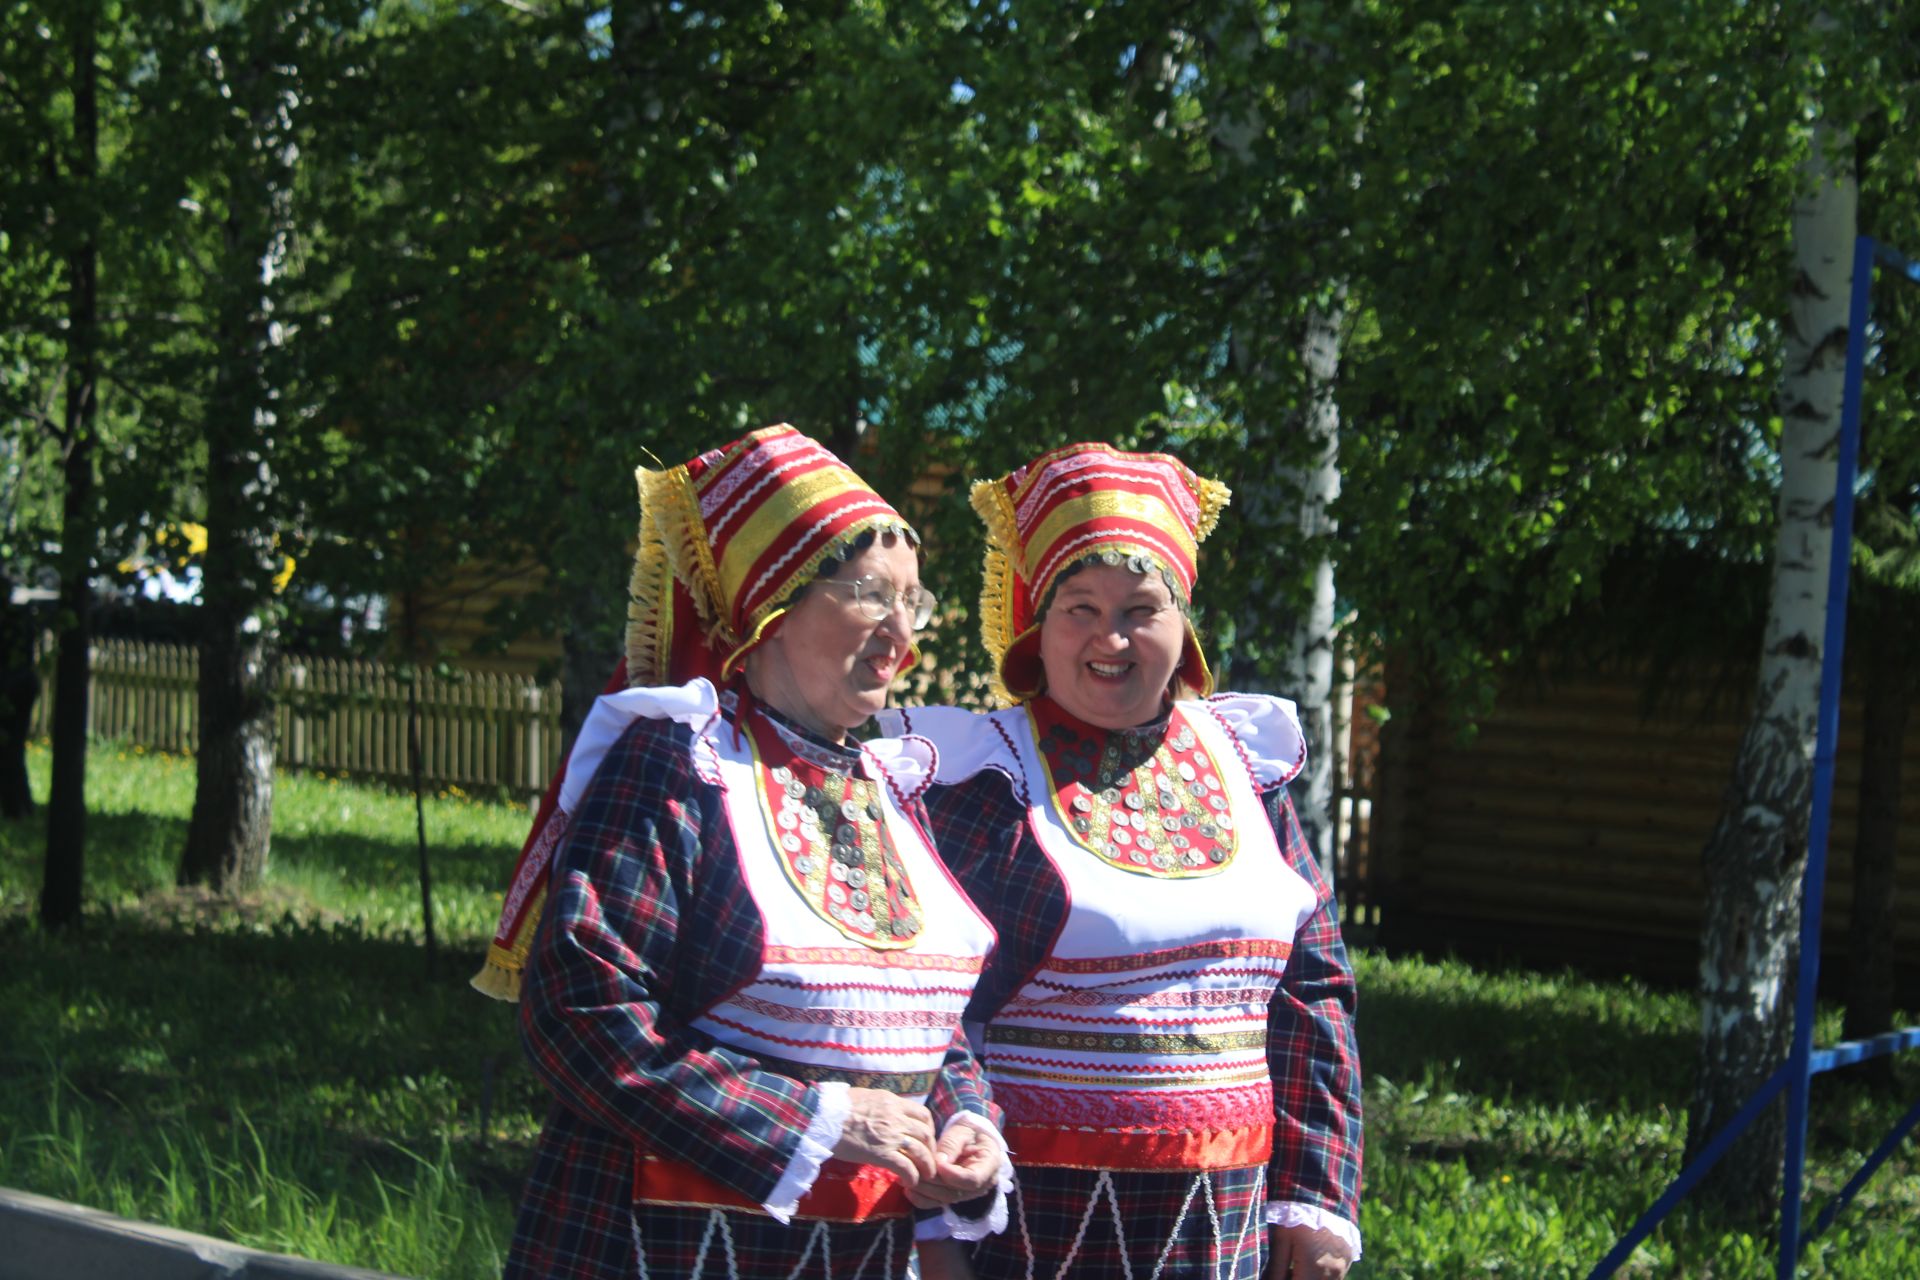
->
<box><xmin>1209</xmin><ymin>10</ymin><xmax>1352</xmax><ymax>876</ymax></box>
<box><xmin>1685</xmin><ymin>117</ymin><xmax>1856</xmax><ymax>1215</ymax></box>
<box><xmin>173</xmin><ymin>2</ymin><xmax>336</xmax><ymax>892</ymax></box>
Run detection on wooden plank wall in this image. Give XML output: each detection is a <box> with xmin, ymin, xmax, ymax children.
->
<box><xmin>32</xmin><ymin>638</ymin><xmax>564</xmax><ymax>797</ymax></box>
<box><xmin>1374</xmin><ymin>669</ymin><xmax>1920</xmax><ymax>980</ymax></box>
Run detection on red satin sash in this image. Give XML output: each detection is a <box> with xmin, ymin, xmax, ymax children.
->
<box><xmin>1004</xmin><ymin>1122</ymin><xmax>1272</xmax><ymax>1172</ymax></box>
<box><xmin>633</xmin><ymin>1152</ymin><xmax>912</xmax><ymax>1222</ymax></box>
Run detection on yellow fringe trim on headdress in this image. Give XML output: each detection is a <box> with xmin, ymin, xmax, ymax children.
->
<box><xmin>1192</xmin><ymin>474</ymin><xmax>1233</xmax><ymax>544</ymax></box>
<box><xmin>970</xmin><ymin>478</ymin><xmax>1027</xmax><ymax>708</ymax></box>
<box><xmin>636</xmin><ymin>463</ymin><xmax>734</xmax><ymax>654</ymax></box>
<box><xmin>625</xmin><ymin>479</ymin><xmax>676</xmax><ymax>687</ymax></box>
<box><xmin>969</xmin><ymin>477</ymin><xmax>1022</xmax><ymax>559</ymax></box>
<box><xmin>977</xmin><ymin>546</ymin><xmax>1021</xmax><ymax>707</ymax></box>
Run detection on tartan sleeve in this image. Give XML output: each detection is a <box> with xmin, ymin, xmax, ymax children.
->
<box><xmin>907</xmin><ymin>788</ymin><xmax>1002</xmax><ymax>1130</ymax></box>
<box><xmin>922</xmin><ymin>774</ymin><xmax>1050</xmax><ymax>1028</ymax></box>
<box><xmin>922</xmin><ymin>1023</ymin><xmax>1001</xmax><ymax>1129</ymax></box>
<box><xmin>1262</xmin><ymin>784</ymin><xmax>1365</xmax><ymax>1232</ymax></box>
<box><xmin>517</xmin><ymin>718</ymin><xmax>824</xmax><ymax>1207</ymax></box>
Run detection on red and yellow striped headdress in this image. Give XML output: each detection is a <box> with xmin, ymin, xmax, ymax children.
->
<box><xmin>628</xmin><ymin>423</ymin><xmax>918</xmax><ymax>686</ymax></box>
<box><xmin>972</xmin><ymin>442</ymin><xmax>1230</xmax><ymax>705</ymax></box>
<box><xmin>471</xmin><ymin>425</ymin><xmax>915</xmax><ymax>1001</ymax></box>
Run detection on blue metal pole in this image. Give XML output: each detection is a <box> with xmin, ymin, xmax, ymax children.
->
<box><xmin>1777</xmin><ymin>233</ymin><xmax>1876</xmax><ymax>1279</ymax></box>
<box><xmin>1588</xmin><ymin>1065</ymin><xmax>1794</xmax><ymax>1280</ymax></box>
<box><xmin>1807</xmin><ymin>1026</ymin><xmax>1920</xmax><ymax>1074</ymax></box>
<box><xmin>1807</xmin><ymin>1095</ymin><xmax>1920</xmax><ymax>1241</ymax></box>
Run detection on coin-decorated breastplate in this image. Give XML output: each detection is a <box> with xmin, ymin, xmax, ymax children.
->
<box><xmin>1028</xmin><ymin>698</ymin><xmax>1242</xmax><ymax>876</ymax></box>
<box><xmin>688</xmin><ymin>705</ymin><xmax>995</xmax><ymax>1100</ymax></box>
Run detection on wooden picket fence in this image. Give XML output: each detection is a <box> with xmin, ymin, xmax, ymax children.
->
<box><xmin>30</xmin><ymin>637</ymin><xmax>564</xmax><ymax>797</ymax></box>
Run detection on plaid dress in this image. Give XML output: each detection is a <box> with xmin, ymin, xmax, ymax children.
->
<box><xmin>505</xmin><ymin>709</ymin><xmax>998</xmax><ymax>1280</ymax></box>
<box><xmin>902</xmin><ymin>695</ymin><xmax>1364</xmax><ymax>1279</ymax></box>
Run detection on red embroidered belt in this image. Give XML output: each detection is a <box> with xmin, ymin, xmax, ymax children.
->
<box><xmin>633</xmin><ymin>1152</ymin><xmax>912</xmax><ymax>1222</ymax></box>
<box><xmin>1004</xmin><ymin>1122</ymin><xmax>1272</xmax><ymax>1172</ymax></box>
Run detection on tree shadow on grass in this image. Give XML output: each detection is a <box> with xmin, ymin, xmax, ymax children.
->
<box><xmin>0</xmin><ymin>809</ymin><xmax>190</xmax><ymax>906</ymax></box>
<box><xmin>0</xmin><ymin>912</ymin><xmax>541</xmax><ymax>1184</ymax></box>
<box><xmin>1356</xmin><ymin>950</ymin><xmax>1920</xmax><ymax>1201</ymax></box>
<box><xmin>269</xmin><ymin>827</ymin><xmax>510</xmax><ymax>896</ymax></box>
<box><xmin>1356</xmin><ymin>952</ymin><xmax>1697</xmax><ymax>1113</ymax></box>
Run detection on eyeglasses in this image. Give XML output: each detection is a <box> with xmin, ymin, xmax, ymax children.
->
<box><xmin>815</xmin><ymin>576</ymin><xmax>939</xmax><ymax>630</ymax></box>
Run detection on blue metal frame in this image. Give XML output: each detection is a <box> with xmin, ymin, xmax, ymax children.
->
<box><xmin>1587</xmin><ymin>235</ymin><xmax>1920</xmax><ymax>1280</ymax></box>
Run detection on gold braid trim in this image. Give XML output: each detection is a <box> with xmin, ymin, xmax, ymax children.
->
<box><xmin>969</xmin><ymin>476</ymin><xmax>1021</xmax><ymax>560</ymax></box>
<box><xmin>976</xmin><ymin>547</ymin><xmax>1019</xmax><ymax>707</ymax></box>
<box><xmin>631</xmin><ymin>464</ymin><xmax>733</xmax><ymax>683</ymax></box>
<box><xmin>625</xmin><ymin>475</ymin><xmax>674</xmax><ymax>686</ymax></box>
<box><xmin>721</xmin><ymin>605</ymin><xmax>791</xmax><ymax>679</ymax></box>
<box><xmin>1193</xmin><ymin>474</ymin><xmax>1233</xmax><ymax>544</ymax></box>
<box><xmin>970</xmin><ymin>477</ymin><xmax>1025</xmax><ymax>705</ymax></box>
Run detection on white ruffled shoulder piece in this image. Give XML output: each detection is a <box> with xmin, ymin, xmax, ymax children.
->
<box><xmin>556</xmin><ymin>677</ymin><xmax>724</xmax><ymax>813</ymax></box>
<box><xmin>858</xmin><ymin>732</ymin><xmax>939</xmax><ymax>807</ymax></box>
<box><xmin>1198</xmin><ymin>692</ymin><xmax>1309</xmax><ymax>790</ymax></box>
<box><xmin>872</xmin><ymin>705</ymin><xmax>1026</xmax><ymax>800</ymax></box>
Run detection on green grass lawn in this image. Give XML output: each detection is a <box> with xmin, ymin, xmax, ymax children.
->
<box><xmin>2</xmin><ymin>741</ymin><xmax>1916</xmax><ymax>1278</ymax></box>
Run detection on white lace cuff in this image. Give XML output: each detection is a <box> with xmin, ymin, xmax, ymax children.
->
<box><xmin>913</xmin><ymin>1111</ymin><xmax>1013</xmax><ymax>1241</ymax></box>
<box><xmin>1265</xmin><ymin>1201</ymin><xmax>1362</xmax><ymax>1260</ymax></box>
<box><xmin>762</xmin><ymin>1082</ymin><xmax>851</xmax><ymax>1224</ymax></box>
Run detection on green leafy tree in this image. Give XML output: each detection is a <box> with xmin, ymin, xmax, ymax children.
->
<box><xmin>3</xmin><ymin>0</ymin><xmax>110</xmax><ymax>925</ymax></box>
<box><xmin>1683</xmin><ymin>0</ymin><xmax>1920</xmax><ymax>1216</ymax></box>
<box><xmin>4</xmin><ymin>1</ymin><xmax>208</xmax><ymax>903</ymax></box>
<box><xmin>125</xmin><ymin>0</ymin><xmax>373</xmax><ymax>893</ymax></box>
<box><xmin>298</xmin><ymin>1</ymin><xmax>1011</xmax><ymax>741</ymax></box>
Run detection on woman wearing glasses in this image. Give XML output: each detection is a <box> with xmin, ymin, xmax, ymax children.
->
<box><xmin>480</xmin><ymin>426</ymin><xmax>1008</xmax><ymax>1280</ymax></box>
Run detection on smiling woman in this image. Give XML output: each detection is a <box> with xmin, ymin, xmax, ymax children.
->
<box><xmin>477</xmin><ymin>426</ymin><xmax>1010</xmax><ymax>1280</ymax></box>
<box><xmin>882</xmin><ymin>443</ymin><xmax>1365</xmax><ymax>1280</ymax></box>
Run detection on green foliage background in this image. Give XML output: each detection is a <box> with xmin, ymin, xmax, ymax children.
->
<box><xmin>7</xmin><ymin>0</ymin><xmax>1914</xmax><ymax>701</ymax></box>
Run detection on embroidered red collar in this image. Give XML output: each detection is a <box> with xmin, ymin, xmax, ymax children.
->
<box><xmin>1027</xmin><ymin>698</ymin><xmax>1239</xmax><ymax>878</ymax></box>
<box><xmin>743</xmin><ymin>710</ymin><xmax>924</xmax><ymax>947</ymax></box>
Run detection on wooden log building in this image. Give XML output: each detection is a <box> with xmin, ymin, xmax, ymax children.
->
<box><xmin>1366</xmin><ymin>666</ymin><xmax>1920</xmax><ymax>989</ymax></box>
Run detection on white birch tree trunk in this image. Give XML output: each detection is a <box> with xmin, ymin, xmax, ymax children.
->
<box><xmin>180</xmin><ymin>14</ymin><xmax>301</xmax><ymax>892</ymax></box>
<box><xmin>1280</xmin><ymin>303</ymin><xmax>1344</xmax><ymax>879</ymax></box>
<box><xmin>1684</xmin><ymin>120</ymin><xmax>1855</xmax><ymax>1216</ymax></box>
<box><xmin>1221</xmin><ymin>313</ymin><xmax>1344</xmax><ymax>884</ymax></box>
<box><xmin>1206</xmin><ymin>7</ymin><xmax>1347</xmax><ymax>881</ymax></box>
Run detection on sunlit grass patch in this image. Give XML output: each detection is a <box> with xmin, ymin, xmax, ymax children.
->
<box><xmin>0</xmin><ymin>740</ymin><xmax>523</xmax><ymax>941</ymax></box>
<box><xmin>1352</xmin><ymin>951</ymin><xmax>1920</xmax><ymax>1278</ymax></box>
<box><xmin>2</xmin><ymin>1068</ymin><xmax>506</xmax><ymax>1276</ymax></box>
